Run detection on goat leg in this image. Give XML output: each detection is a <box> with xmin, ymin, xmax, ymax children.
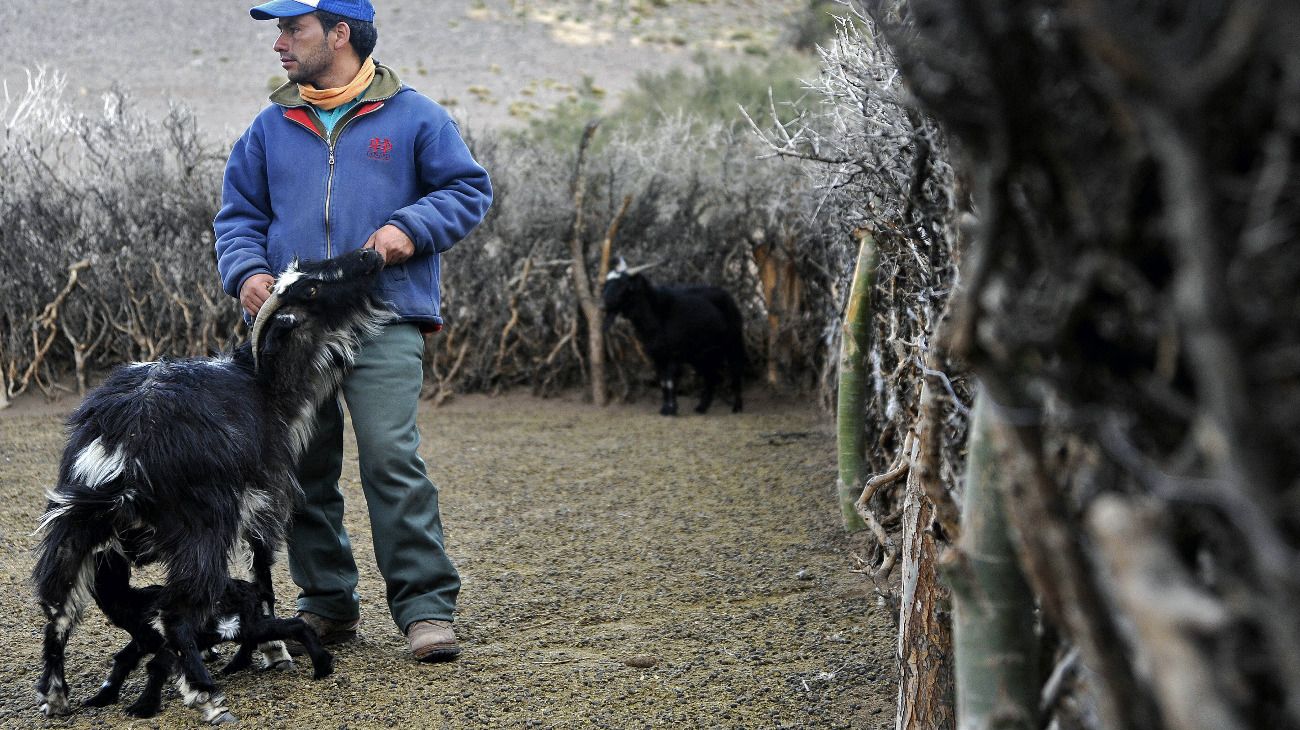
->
<box><xmin>87</xmin><ymin>551</ymin><xmax>166</xmax><ymax>708</ymax></box>
<box><xmin>124</xmin><ymin>651</ymin><xmax>174</xmax><ymax>719</ymax></box>
<box><xmin>219</xmin><ymin>644</ymin><xmax>258</xmax><ymax>675</ymax></box>
<box><xmin>240</xmin><ymin>617</ymin><xmax>335</xmax><ymax>680</ymax></box>
<box><xmin>729</xmin><ymin>357</ymin><xmax>744</xmax><ymax>413</ymax></box>
<box><xmin>695</xmin><ymin>367</ymin><xmax>720</xmax><ymax>414</ymax></box>
<box><xmin>33</xmin><ymin>515</ymin><xmax>109</xmax><ymax>717</ymax></box>
<box><xmin>658</xmin><ymin>362</ymin><xmax>681</xmax><ymax>416</ymax></box>
<box><xmin>248</xmin><ymin>522</ymin><xmax>295</xmax><ymax>670</ymax></box>
<box><xmin>161</xmin><ymin>614</ymin><xmax>234</xmax><ymax>724</ymax></box>
<box><xmin>82</xmin><ymin>639</ymin><xmax>148</xmax><ymax>707</ymax></box>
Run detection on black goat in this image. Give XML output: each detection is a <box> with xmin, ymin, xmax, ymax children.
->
<box><xmin>602</xmin><ymin>258</ymin><xmax>745</xmax><ymax>415</ymax></box>
<box><xmin>83</xmin><ymin>551</ymin><xmax>333</xmax><ymax>722</ymax></box>
<box><xmin>34</xmin><ymin>248</ymin><xmax>390</xmax><ymax>724</ymax></box>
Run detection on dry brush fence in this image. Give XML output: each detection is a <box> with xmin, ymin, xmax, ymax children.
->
<box><xmin>880</xmin><ymin>0</ymin><xmax>1300</xmax><ymax>726</ymax></box>
<box><xmin>1</xmin><ymin>72</ymin><xmax>849</xmax><ymax>410</ymax></box>
<box><xmin>0</xmin><ymin>71</ymin><xmax>238</xmax><ymax>407</ymax></box>
<box><xmin>792</xmin><ymin>0</ymin><xmax>1300</xmax><ymax>728</ymax></box>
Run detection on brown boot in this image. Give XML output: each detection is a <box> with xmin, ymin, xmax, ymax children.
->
<box><xmin>285</xmin><ymin>611</ymin><xmax>360</xmax><ymax>657</ymax></box>
<box><xmin>407</xmin><ymin>619</ymin><xmax>460</xmax><ymax>663</ymax></box>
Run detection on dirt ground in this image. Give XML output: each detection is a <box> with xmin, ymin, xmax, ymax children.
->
<box><xmin>0</xmin><ymin>388</ymin><xmax>895</xmax><ymax>728</ymax></box>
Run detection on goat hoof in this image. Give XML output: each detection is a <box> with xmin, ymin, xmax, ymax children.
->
<box><xmin>125</xmin><ymin>701</ymin><xmax>161</xmax><ymax>719</ymax></box>
<box><xmin>83</xmin><ymin>687</ymin><xmax>121</xmax><ymax>707</ymax></box>
<box><xmin>313</xmin><ymin>655</ymin><xmax>335</xmax><ymax>680</ymax></box>
<box><xmin>268</xmin><ymin>658</ymin><xmax>295</xmax><ymax>672</ymax></box>
<box><xmin>210</xmin><ymin>710</ymin><xmax>239</xmax><ymax>725</ymax></box>
<box><xmin>39</xmin><ymin>694</ymin><xmax>71</xmax><ymax>717</ymax></box>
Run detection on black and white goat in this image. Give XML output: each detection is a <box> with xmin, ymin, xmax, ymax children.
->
<box><xmin>83</xmin><ymin>551</ymin><xmax>333</xmax><ymax>721</ymax></box>
<box><xmin>33</xmin><ymin>248</ymin><xmax>391</xmax><ymax>724</ymax></box>
<box><xmin>602</xmin><ymin>258</ymin><xmax>746</xmax><ymax>415</ymax></box>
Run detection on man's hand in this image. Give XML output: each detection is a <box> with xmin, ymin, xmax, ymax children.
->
<box><xmin>363</xmin><ymin>224</ymin><xmax>415</xmax><ymax>266</ymax></box>
<box><xmin>240</xmin><ymin>273</ymin><xmax>277</xmax><ymax>317</ymax></box>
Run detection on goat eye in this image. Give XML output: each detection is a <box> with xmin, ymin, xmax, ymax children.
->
<box><xmin>305</xmin><ymin>285</ymin><xmax>319</xmax><ymax>299</ymax></box>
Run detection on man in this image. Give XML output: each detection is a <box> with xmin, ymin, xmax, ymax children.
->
<box><xmin>214</xmin><ymin>0</ymin><xmax>491</xmax><ymax>662</ymax></box>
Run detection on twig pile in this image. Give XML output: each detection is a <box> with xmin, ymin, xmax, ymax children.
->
<box><xmin>879</xmin><ymin>0</ymin><xmax>1300</xmax><ymax>726</ymax></box>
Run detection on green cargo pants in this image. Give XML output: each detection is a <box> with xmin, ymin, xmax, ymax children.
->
<box><xmin>288</xmin><ymin>323</ymin><xmax>460</xmax><ymax>632</ymax></box>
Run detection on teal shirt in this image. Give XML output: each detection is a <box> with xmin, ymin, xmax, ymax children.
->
<box><xmin>314</xmin><ymin>97</ymin><xmax>362</xmax><ymax>137</ymax></box>
<box><xmin>311</xmin><ymin>81</ymin><xmax>374</xmax><ymax>137</ymax></box>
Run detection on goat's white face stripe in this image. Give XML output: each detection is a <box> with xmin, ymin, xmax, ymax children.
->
<box><xmin>274</xmin><ymin>268</ymin><xmax>305</xmax><ymax>294</ymax></box>
<box><xmin>606</xmin><ymin>270</ymin><xmax>625</xmax><ymax>281</ymax></box>
<box><xmin>71</xmin><ymin>438</ymin><xmax>127</xmax><ymax>488</ymax></box>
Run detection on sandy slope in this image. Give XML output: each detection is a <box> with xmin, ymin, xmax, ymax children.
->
<box><xmin>0</xmin><ymin>0</ymin><xmax>803</xmax><ymax>137</ymax></box>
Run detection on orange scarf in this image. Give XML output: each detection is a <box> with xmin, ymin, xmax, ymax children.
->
<box><xmin>299</xmin><ymin>57</ymin><xmax>375</xmax><ymax>110</ymax></box>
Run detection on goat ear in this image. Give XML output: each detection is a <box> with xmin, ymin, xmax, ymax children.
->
<box><xmin>257</xmin><ymin>313</ymin><xmax>300</xmax><ymax>366</ymax></box>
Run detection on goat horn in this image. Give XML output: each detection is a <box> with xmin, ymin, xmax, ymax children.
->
<box><xmin>250</xmin><ymin>288</ymin><xmax>285</xmax><ymax>373</ymax></box>
<box><xmin>625</xmin><ymin>261</ymin><xmax>659</xmax><ymax>276</ymax></box>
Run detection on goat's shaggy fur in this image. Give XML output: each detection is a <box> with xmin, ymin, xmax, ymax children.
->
<box><xmin>33</xmin><ymin>248</ymin><xmax>390</xmax><ymax>723</ymax></box>
<box><xmin>603</xmin><ymin>259</ymin><xmax>746</xmax><ymax>415</ymax></box>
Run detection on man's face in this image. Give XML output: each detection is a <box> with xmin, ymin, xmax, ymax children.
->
<box><xmin>274</xmin><ymin>15</ymin><xmax>334</xmax><ymax>86</ymax></box>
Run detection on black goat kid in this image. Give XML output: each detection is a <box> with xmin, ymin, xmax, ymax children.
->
<box><xmin>83</xmin><ymin>551</ymin><xmax>333</xmax><ymax>722</ymax></box>
<box><xmin>34</xmin><ymin>248</ymin><xmax>390</xmax><ymax>724</ymax></box>
<box><xmin>602</xmin><ymin>258</ymin><xmax>745</xmax><ymax>416</ymax></box>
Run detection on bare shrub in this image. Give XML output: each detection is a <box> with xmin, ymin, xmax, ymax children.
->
<box><xmin>0</xmin><ymin>71</ymin><xmax>232</xmax><ymax>403</ymax></box>
<box><xmin>433</xmin><ymin>114</ymin><xmax>842</xmax><ymax>404</ymax></box>
<box><xmin>0</xmin><ymin>66</ymin><xmax>844</xmax><ymax>409</ymax></box>
<box><xmin>750</xmin><ymin>1</ymin><xmax>966</xmax><ymax>583</ymax></box>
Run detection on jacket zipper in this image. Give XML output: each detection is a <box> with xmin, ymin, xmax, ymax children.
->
<box><xmin>284</xmin><ymin>94</ymin><xmax>394</xmax><ymax>259</ymax></box>
<box><xmin>325</xmin><ymin>148</ymin><xmax>336</xmax><ymax>258</ymax></box>
<box><xmin>323</xmin><ymin>101</ymin><xmax>390</xmax><ymax>257</ymax></box>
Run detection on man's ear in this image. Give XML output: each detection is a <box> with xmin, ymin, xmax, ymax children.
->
<box><xmin>331</xmin><ymin>22</ymin><xmax>351</xmax><ymax>51</ymax></box>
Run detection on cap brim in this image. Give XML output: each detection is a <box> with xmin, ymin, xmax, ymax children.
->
<box><xmin>250</xmin><ymin>0</ymin><xmax>318</xmax><ymax>19</ymax></box>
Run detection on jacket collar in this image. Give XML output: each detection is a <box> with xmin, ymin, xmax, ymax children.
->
<box><xmin>269</xmin><ymin>62</ymin><xmax>403</xmax><ymax>108</ymax></box>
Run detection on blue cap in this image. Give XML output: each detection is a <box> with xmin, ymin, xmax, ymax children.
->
<box><xmin>250</xmin><ymin>0</ymin><xmax>375</xmax><ymax>22</ymax></box>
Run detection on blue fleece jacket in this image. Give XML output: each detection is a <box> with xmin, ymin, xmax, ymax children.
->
<box><xmin>214</xmin><ymin>65</ymin><xmax>492</xmax><ymax>329</ymax></box>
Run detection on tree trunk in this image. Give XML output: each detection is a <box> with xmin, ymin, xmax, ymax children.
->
<box><xmin>836</xmin><ymin>231</ymin><xmax>877</xmax><ymax>532</ymax></box>
<box><xmin>567</xmin><ymin>120</ymin><xmax>606</xmax><ymax>406</ymax></box>
<box><xmin>951</xmin><ymin>391</ymin><xmax>1038</xmax><ymax>730</ymax></box>
<box><xmin>896</xmin><ymin>434</ymin><xmax>955</xmax><ymax>730</ymax></box>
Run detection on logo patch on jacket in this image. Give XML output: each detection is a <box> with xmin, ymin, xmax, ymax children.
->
<box><xmin>368</xmin><ymin>137</ymin><xmax>393</xmax><ymax>161</ymax></box>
